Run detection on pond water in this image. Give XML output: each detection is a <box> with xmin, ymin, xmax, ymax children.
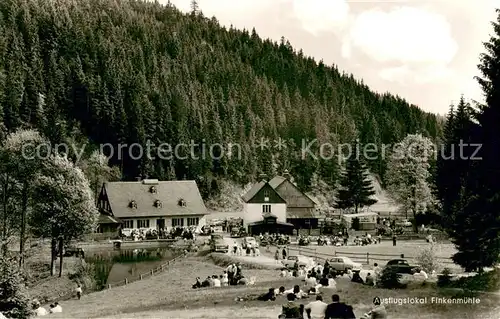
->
<box><xmin>85</xmin><ymin>247</ymin><xmax>179</xmax><ymax>289</ymax></box>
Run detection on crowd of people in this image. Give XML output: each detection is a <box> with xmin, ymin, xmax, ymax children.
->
<box><xmin>191</xmin><ymin>263</ymin><xmax>255</xmax><ymax>288</ymax></box>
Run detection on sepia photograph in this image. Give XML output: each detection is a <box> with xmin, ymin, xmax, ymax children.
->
<box><xmin>0</xmin><ymin>0</ymin><xmax>499</xmax><ymax>318</ymax></box>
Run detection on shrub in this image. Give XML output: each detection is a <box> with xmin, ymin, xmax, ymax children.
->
<box><xmin>437</xmin><ymin>268</ymin><xmax>452</xmax><ymax>287</ymax></box>
<box><xmin>377</xmin><ymin>266</ymin><xmax>404</xmax><ymax>289</ymax></box>
<box><xmin>0</xmin><ymin>257</ymin><xmax>33</xmax><ymax>318</ymax></box>
<box><xmin>416</xmin><ymin>245</ymin><xmax>440</xmax><ymax>273</ymax></box>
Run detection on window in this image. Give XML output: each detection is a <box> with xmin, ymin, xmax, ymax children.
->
<box><xmin>187</xmin><ymin>217</ymin><xmax>199</xmax><ymax>226</ymax></box>
<box><xmin>137</xmin><ymin>219</ymin><xmax>150</xmax><ymax>228</ymax></box>
<box><xmin>129</xmin><ymin>200</ymin><xmax>137</xmax><ymax>209</ymax></box>
<box><xmin>122</xmin><ymin>220</ymin><xmax>134</xmax><ymax>229</ymax></box>
<box><xmin>154</xmin><ymin>200</ymin><xmax>162</xmax><ymax>208</ymax></box>
<box><xmin>172</xmin><ymin>218</ymin><xmax>184</xmax><ymax>227</ymax></box>
<box><xmin>178</xmin><ymin>199</ymin><xmax>186</xmax><ymax>207</ymax></box>
<box><xmin>150</xmin><ymin>186</ymin><xmax>156</xmax><ymax>193</ymax></box>
<box><xmin>262</xmin><ymin>204</ymin><xmax>271</xmax><ymax>213</ymax></box>
<box><xmin>263</xmin><ymin>190</ymin><xmax>269</xmax><ymax>202</ymax></box>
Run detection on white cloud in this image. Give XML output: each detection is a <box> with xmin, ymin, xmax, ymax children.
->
<box><xmin>379</xmin><ymin>65</ymin><xmax>454</xmax><ymax>85</ymax></box>
<box><xmin>291</xmin><ymin>0</ymin><xmax>350</xmax><ymax>35</ymax></box>
<box><xmin>345</xmin><ymin>7</ymin><xmax>458</xmax><ymax>64</ymax></box>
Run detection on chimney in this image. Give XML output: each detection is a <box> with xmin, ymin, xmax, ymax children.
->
<box><xmin>283</xmin><ymin>169</ymin><xmax>291</xmax><ymax>180</ymax></box>
<box><xmin>258</xmin><ymin>173</ymin><xmax>268</xmax><ymax>182</ymax></box>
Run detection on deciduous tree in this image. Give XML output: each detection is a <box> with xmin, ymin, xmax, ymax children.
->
<box><xmin>31</xmin><ymin>155</ymin><xmax>98</xmax><ymax>276</ymax></box>
<box><xmin>386</xmin><ymin>134</ymin><xmax>435</xmax><ymax>232</ymax></box>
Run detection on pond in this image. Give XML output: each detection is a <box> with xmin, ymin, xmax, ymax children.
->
<box><xmin>85</xmin><ymin>247</ymin><xmax>180</xmax><ymax>290</ymax></box>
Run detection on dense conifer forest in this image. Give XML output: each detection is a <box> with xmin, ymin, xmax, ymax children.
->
<box><xmin>0</xmin><ymin>0</ymin><xmax>442</xmax><ymax>197</ymax></box>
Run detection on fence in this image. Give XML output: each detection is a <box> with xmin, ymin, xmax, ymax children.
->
<box><xmin>104</xmin><ymin>253</ymin><xmax>185</xmax><ymax>289</ymax></box>
<box><xmin>287</xmin><ymin>246</ymin><xmax>455</xmax><ymax>266</ymax></box>
<box><xmin>42</xmin><ymin>253</ymin><xmax>187</xmax><ymax>305</ymax></box>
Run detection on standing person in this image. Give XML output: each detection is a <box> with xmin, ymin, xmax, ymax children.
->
<box><xmin>75</xmin><ymin>284</ymin><xmax>82</xmax><ymax>300</ymax></box>
<box><xmin>363</xmin><ymin>297</ymin><xmax>387</xmax><ymax>318</ymax></box>
<box><xmin>324</xmin><ymin>294</ymin><xmax>356</xmax><ymax>319</ymax></box>
<box><xmin>305</xmin><ymin>295</ymin><xmax>328</xmax><ymax>319</ymax></box>
<box><xmin>282</xmin><ymin>246</ymin><xmax>287</xmax><ymax>259</ymax></box>
<box><xmin>275</xmin><ymin>248</ymin><xmax>281</xmax><ymax>264</ymax></box>
<box><xmin>392</xmin><ymin>234</ymin><xmax>397</xmax><ymax>246</ymax></box>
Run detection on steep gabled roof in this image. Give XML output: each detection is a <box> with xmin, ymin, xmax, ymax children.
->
<box><xmin>104</xmin><ymin>180</ymin><xmax>207</xmax><ymax>218</ymax></box>
<box><xmin>268</xmin><ymin>176</ymin><xmax>286</xmax><ymax>189</ymax></box>
<box><xmin>241</xmin><ymin>181</ymin><xmax>266</xmax><ymax>202</ymax></box>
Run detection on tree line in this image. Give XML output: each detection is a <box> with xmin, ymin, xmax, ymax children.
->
<box><xmin>0</xmin><ymin>0</ymin><xmax>442</xmax><ymax>198</ymax></box>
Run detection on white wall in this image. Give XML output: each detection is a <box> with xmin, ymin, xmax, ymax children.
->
<box><xmin>243</xmin><ymin>203</ymin><xmax>287</xmax><ymax>227</ymax></box>
<box><xmin>121</xmin><ymin>215</ymin><xmax>206</xmax><ymax>231</ymax></box>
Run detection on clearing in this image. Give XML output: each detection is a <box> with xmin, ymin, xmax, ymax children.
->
<box><xmin>47</xmin><ymin>254</ymin><xmax>499</xmax><ymax>319</ymax></box>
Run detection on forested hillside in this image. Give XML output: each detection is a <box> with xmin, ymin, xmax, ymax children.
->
<box><xmin>0</xmin><ymin>0</ymin><xmax>442</xmax><ymax>198</ymax></box>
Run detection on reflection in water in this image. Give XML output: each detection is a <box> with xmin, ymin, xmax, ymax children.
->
<box><xmin>86</xmin><ymin>247</ymin><xmax>178</xmax><ymax>290</ymax></box>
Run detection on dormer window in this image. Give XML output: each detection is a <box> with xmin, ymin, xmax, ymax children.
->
<box><xmin>129</xmin><ymin>200</ymin><xmax>137</xmax><ymax>209</ymax></box>
<box><xmin>150</xmin><ymin>186</ymin><xmax>157</xmax><ymax>194</ymax></box>
<box><xmin>178</xmin><ymin>199</ymin><xmax>186</xmax><ymax>207</ymax></box>
<box><xmin>154</xmin><ymin>200</ymin><xmax>162</xmax><ymax>208</ymax></box>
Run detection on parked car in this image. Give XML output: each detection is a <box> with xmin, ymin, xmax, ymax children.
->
<box><xmin>282</xmin><ymin>255</ymin><xmax>315</xmax><ymax>268</ymax></box>
<box><xmin>242</xmin><ymin>236</ymin><xmax>259</xmax><ymax>248</ymax></box>
<box><xmin>328</xmin><ymin>256</ymin><xmax>363</xmax><ymax>274</ymax></box>
<box><xmin>210</xmin><ymin>234</ymin><xmax>229</xmax><ymax>253</ymax></box>
<box><xmin>385</xmin><ymin>259</ymin><xmax>418</xmax><ymax>274</ymax></box>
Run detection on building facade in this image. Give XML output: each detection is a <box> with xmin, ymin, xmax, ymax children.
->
<box><xmin>268</xmin><ymin>173</ymin><xmax>318</xmax><ymax>229</ymax></box>
<box><xmin>97</xmin><ymin>179</ymin><xmax>207</xmax><ymax>232</ymax></box>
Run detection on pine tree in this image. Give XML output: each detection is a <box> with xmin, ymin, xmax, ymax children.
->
<box><xmin>190</xmin><ymin>0</ymin><xmax>199</xmax><ymax>15</ymax></box>
<box><xmin>0</xmin><ymin>256</ymin><xmax>33</xmax><ymax>318</ymax></box>
<box><xmin>335</xmin><ymin>155</ymin><xmax>377</xmax><ymax>214</ymax></box>
<box><xmin>445</xmin><ymin>9</ymin><xmax>500</xmax><ymax>271</ymax></box>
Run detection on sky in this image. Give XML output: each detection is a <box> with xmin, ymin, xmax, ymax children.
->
<box><xmin>162</xmin><ymin>0</ymin><xmax>500</xmax><ymax>115</ymax></box>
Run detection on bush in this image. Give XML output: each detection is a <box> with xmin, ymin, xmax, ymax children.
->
<box><xmin>437</xmin><ymin>268</ymin><xmax>452</xmax><ymax>287</ymax></box>
<box><xmin>377</xmin><ymin>267</ymin><xmax>404</xmax><ymax>289</ymax></box>
<box><xmin>0</xmin><ymin>257</ymin><xmax>33</xmax><ymax>318</ymax></box>
<box><xmin>416</xmin><ymin>245</ymin><xmax>440</xmax><ymax>273</ymax></box>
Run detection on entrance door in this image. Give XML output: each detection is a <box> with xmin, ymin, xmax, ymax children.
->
<box><xmin>156</xmin><ymin>219</ymin><xmax>165</xmax><ymax>230</ymax></box>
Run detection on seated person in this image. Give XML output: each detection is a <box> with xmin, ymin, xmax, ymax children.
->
<box><xmin>280</xmin><ymin>268</ymin><xmax>289</xmax><ymax>277</ymax></box>
<box><xmin>293</xmin><ymin>285</ymin><xmax>308</xmax><ymax>299</ymax></box>
<box><xmin>49</xmin><ymin>302</ymin><xmax>62</xmax><ymax>314</ymax></box>
<box><xmin>351</xmin><ymin>271</ymin><xmax>364</xmax><ymax>283</ymax></box>
<box><xmin>280</xmin><ymin>293</ymin><xmax>303</xmax><ymax>319</ymax></box>
<box><xmin>201</xmin><ymin>276</ymin><xmax>212</xmax><ymax>287</ymax></box>
<box><xmin>192</xmin><ymin>277</ymin><xmax>202</xmax><ymax>289</ymax></box>
<box><xmin>221</xmin><ymin>271</ymin><xmax>229</xmax><ymax>286</ymax></box>
<box><xmin>257</xmin><ymin>288</ymin><xmax>276</xmax><ymax>301</ymax></box>
<box><xmin>254</xmin><ymin>247</ymin><xmax>260</xmax><ymax>256</ymax></box>
<box><xmin>305</xmin><ymin>274</ymin><xmax>318</xmax><ymax>289</ymax></box>
<box><xmin>328</xmin><ymin>275</ymin><xmax>337</xmax><ymax>289</ymax></box>
<box><xmin>238</xmin><ymin>277</ymin><xmax>249</xmax><ymax>285</ymax></box>
<box><xmin>297</xmin><ymin>266</ymin><xmax>306</xmax><ymax>277</ymax></box>
<box><xmin>274</xmin><ymin>286</ymin><xmax>286</xmax><ymax>296</ymax></box>
<box><xmin>365</xmin><ymin>273</ymin><xmax>375</xmax><ymax>286</ymax></box>
<box><xmin>319</xmin><ymin>275</ymin><xmax>329</xmax><ymax>286</ymax></box>
<box><xmin>212</xmin><ymin>275</ymin><xmax>221</xmax><ymax>287</ymax></box>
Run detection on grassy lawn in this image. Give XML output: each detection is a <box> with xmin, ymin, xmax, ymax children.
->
<box><xmin>47</xmin><ymin>255</ymin><xmax>499</xmax><ymax>319</ymax></box>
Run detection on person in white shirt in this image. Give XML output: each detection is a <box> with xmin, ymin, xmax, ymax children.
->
<box><xmin>221</xmin><ymin>271</ymin><xmax>229</xmax><ymax>286</ymax></box>
<box><xmin>298</xmin><ymin>266</ymin><xmax>306</xmax><ymax>278</ymax></box>
<box><xmin>212</xmin><ymin>275</ymin><xmax>221</xmax><ymax>287</ymax></box>
<box><xmin>305</xmin><ymin>274</ymin><xmax>317</xmax><ymax>288</ymax></box>
<box><xmin>304</xmin><ymin>295</ymin><xmax>328</xmax><ymax>319</ymax></box>
<box><xmin>280</xmin><ymin>268</ymin><xmax>288</xmax><ymax>277</ymax></box>
<box><xmin>49</xmin><ymin>302</ymin><xmax>62</xmax><ymax>313</ymax></box>
<box><xmin>32</xmin><ymin>300</ymin><xmax>48</xmax><ymax>316</ymax></box>
<box><xmin>75</xmin><ymin>284</ymin><xmax>83</xmax><ymax>300</ymax></box>
<box><xmin>274</xmin><ymin>286</ymin><xmax>286</xmax><ymax>296</ymax></box>
<box><xmin>254</xmin><ymin>247</ymin><xmax>260</xmax><ymax>256</ymax></box>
